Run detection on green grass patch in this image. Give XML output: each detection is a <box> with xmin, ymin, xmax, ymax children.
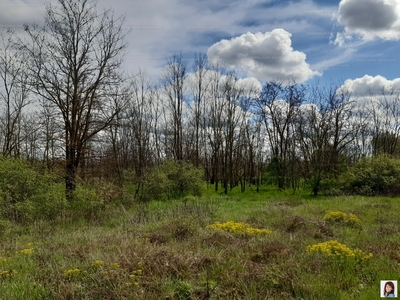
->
<box><xmin>1</xmin><ymin>191</ymin><xmax>399</xmax><ymax>299</ymax></box>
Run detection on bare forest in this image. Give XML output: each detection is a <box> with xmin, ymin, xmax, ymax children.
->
<box><xmin>1</xmin><ymin>0</ymin><xmax>400</xmax><ymax>200</ymax></box>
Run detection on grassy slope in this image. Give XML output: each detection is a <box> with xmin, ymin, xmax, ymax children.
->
<box><xmin>0</xmin><ymin>186</ymin><xmax>399</xmax><ymax>299</ymax></box>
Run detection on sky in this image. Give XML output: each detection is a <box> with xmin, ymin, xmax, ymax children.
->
<box><xmin>1</xmin><ymin>0</ymin><xmax>400</xmax><ymax>96</ymax></box>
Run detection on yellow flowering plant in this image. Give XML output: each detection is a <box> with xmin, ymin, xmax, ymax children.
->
<box><xmin>207</xmin><ymin>221</ymin><xmax>273</xmax><ymax>235</ymax></box>
<box><xmin>0</xmin><ymin>269</ymin><xmax>16</xmax><ymax>278</ymax></box>
<box><xmin>19</xmin><ymin>248</ymin><xmax>33</xmax><ymax>255</ymax></box>
<box><xmin>323</xmin><ymin>211</ymin><xmax>361</xmax><ymax>227</ymax></box>
<box><xmin>64</xmin><ymin>268</ymin><xmax>86</xmax><ymax>280</ymax></box>
<box><xmin>126</xmin><ymin>261</ymin><xmax>143</xmax><ymax>287</ymax></box>
<box><xmin>109</xmin><ymin>262</ymin><xmax>120</xmax><ymax>269</ymax></box>
<box><xmin>306</xmin><ymin>240</ymin><xmax>373</xmax><ymax>261</ymax></box>
<box><xmin>91</xmin><ymin>260</ymin><xmax>105</xmax><ymax>268</ymax></box>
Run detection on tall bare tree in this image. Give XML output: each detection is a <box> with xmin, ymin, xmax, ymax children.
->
<box><xmin>39</xmin><ymin>101</ymin><xmax>62</xmax><ymax>168</ymax></box>
<box><xmin>161</xmin><ymin>53</ymin><xmax>187</xmax><ymax>161</ymax></box>
<box><xmin>204</xmin><ymin>66</ymin><xmax>226</xmax><ymax>191</ymax></box>
<box><xmin>297</xmin><ymin>84</ymin><xmax>356</xmax><ymax>195</ymax></box>
<box><xmin>22</xmin><ymin>0</ymin><xmax>127</xmax><ymax>201</ymax></box>
<box><xmin>254</xmin><ymin>82</ymin><xmax>305</xmax><ymax>190</ymax></box>
<box><xmin>0</xmin><ymin>30</ymin><xmax>30</xmax><ymax>157</ymax></box>
<box><xmin>368</xmin><ymin>86</ymin><xmax>400</xmax><ymax>156</ymax></box>
<box><xmin>188</xmin><ymin>52</ymin><xmax>209</xmax><ymax>166</ymax></box>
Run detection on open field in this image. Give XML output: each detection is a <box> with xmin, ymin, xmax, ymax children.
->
<box><xmin>0</xmin><ymin>188</ymin><xmax>399</xmax><ymax>299</ymax></box>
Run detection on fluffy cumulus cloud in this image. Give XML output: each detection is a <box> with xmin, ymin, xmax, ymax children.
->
<box><xmin>339</xmin><ymin>75</ymin><xmax>400</xmax><ymax>96</ymax></box>
<box><xmin>207</xmin><ymin>29</ymin><xmax>320</xmax><ymax>83</ymax></box>
<box><xmin>335</xmin><ymin>0</ymin><xmax>400</xmax><ymax>43</ymax></box>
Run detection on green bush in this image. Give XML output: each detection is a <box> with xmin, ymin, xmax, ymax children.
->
<box><xmin>0</xmin><ymin>156</ymin><xmax>66</xmax><ymax>223</ymax></box>
<box><xmin>66</xmin><ymin>181</ymin><xmax>126</xmax><ymax>222</ymax></box>
<box><xmin>342</xmin><ymin>154</ymin><xmax>400</xmax><ymax>196</ymax></box>
<box><xmin>68</xmin><ymin>186</ymin><xmax>106</xmax><ymax>220</ymax></box>
<box><xmin>0</xmin><ymin>219</ymin><xmax>13</xmax><ymax>238</ymax></box>
<box><xmin>140</xmin><ymin>160</ymin><xmax>205</xmax><ymax>201</ymax></box>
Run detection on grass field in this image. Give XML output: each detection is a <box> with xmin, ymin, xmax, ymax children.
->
<box><xmin>0</xmin><ymin>186</ymin><xmax>399</xmax><ymax>299</ymax></box>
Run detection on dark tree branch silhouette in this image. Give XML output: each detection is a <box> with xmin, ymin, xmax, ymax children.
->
<box><xmin>21</xmin><ymin>0</ymin><xmax>127</xmax><ymax>201</ymax></box>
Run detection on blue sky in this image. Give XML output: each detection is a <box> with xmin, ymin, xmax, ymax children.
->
<box><xmin>1</xmin><ymin>0</ymin><xmax>400</xmax><ymax>93</ymax></box>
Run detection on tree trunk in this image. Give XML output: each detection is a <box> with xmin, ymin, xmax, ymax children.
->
<box><xmin>65</xmin><ymin>160</ymin><xmax>77</xmax><ymax>202</ymax></box>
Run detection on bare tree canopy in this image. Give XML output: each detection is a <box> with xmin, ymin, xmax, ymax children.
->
<box><xmin>0</xmin><ymin>30</ymin><xmax>30</xmax><ymax>157</ymax></box>
<box><xmin>21</xmin><ymin>0</ymin><xmax>127</xmax><ymax>201</ymax></box>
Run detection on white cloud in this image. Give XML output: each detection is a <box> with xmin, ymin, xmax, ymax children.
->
<box><xmin>237</xmin><ymin>77</ymin><xmax>262</xmax><ymax>98</ymax></box>
<box><xmin>207</xmin><ymin>29</ymin><xmax>320</xmax><ymax>83</ymax></box>
<box><xmin>339</xmin><ymin>75</ymin><xmax>400</xmax><ymax>96</ymax></box>
<box><xmin>335</xmin><ymin>0</ymin><xmax>400</xmax><ymax>43</ymax></box>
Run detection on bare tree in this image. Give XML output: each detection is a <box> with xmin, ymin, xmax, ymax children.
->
<box><xmin>219</xmin><ymin>73</ymin><xmax>250</xmax><ymax>194</ymax></box>
<box><xmin>254</xmin><ymin>82</ymin><xmax>305</xmax><ymax>190</ymax></box>
<box><xmin>39</xmin><ymin>101</ymin><xmax>62</xmax><ymax>168</ymax></box>
<box><xmin>22</xmin><ymin>0</ymin><xmax>127</xmax><ymax>201</ymax></box>
<box><xmin>349</xmin><ymin>101</ymin><xmax>372</xmax><ymax>161</ymax></box>
<box><xmin>368</xmin><ymin>86</ymin><xmax>400</xmax><ymax>156</ymax></box>
<box><xmin>120</xmin><ymin>71</ymin><xmax>159</xmax><ymax>185</ymax></box>
<box><xmin>187</xmin><ymin>52</ymin><xmax>209</xmax><ymax>166</ymax></box>
<box><xmin>161</xmin><ymin>53</ymin><xmax>187</xmax><ymax>161</ymax></box>
<box><xmin>203</xmin><ymin>66</ymin><xmax>226</xmax><ymax>191</ymax></box>
<box><xmin>20</xmin><ymin>112</ymin><xmax>41</xmax><ymax>161</ymax></box>
<box><xmin>0</xmin><ymin>30</ymin><xmax>30</xmax><ymax>157</ymax></box>
<box><xmin>297</xmin><ymin>84</ymin><xmax>357</xmax><ymax>195</ymax></box>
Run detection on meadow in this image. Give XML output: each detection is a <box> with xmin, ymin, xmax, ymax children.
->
<box><xmin>0</xmin><ymin>185</ymin><xmax>399</xmax><ymax>300</ymax></box>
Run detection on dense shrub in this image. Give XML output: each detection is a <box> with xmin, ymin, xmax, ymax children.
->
<box><xmin>0</xmin><ymin>156</ymin><xmax>130</xmax><ymax>224</ymax></box>
<box><xmin>67</xmin><ymin>181</ymin><xmax>126</xmax><ymax>221</ymax></box>
<box><xmin>67</xmin><ymin>186</ymin><xmax>105</xmax><ymax>221</ymax></box>
<box><xmin>140</xmin><ymin>160</ymin><xmax>204</xmax><ymax>201</ymax></box>
<box><xmin>342</xmin><ymin>154</ymin><xmax>400</xmax><ymax>196</ymax></box>
<box><xmin>0</xmin><ymin>157</ymin><xmax>66</xmax><ymax>223</ymax></box>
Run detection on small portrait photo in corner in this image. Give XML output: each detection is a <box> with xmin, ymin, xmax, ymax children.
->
<box><xmin>381</xmin><ymin>280</ymin><xmax>398</xmax><ymax>298</ymax></box>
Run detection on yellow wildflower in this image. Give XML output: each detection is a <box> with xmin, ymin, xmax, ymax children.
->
<box><xmin>207</xmin><ymin>221</ymin><xmax>273</xmax><ymax>235</ymax></box>
<box><xmin>19</xmin><ymin>248</ymin><xmax>33</xmax><ymax>255</ymax></box>
<box><xmin>91</xmin><ymin>260</ymin><xmax>105</xmax><ymax>267</ymax></box>
<box><xmin>306</xmin><ymin>240</ymin><xmax>372</xmax><ymax>260</ymax></box>
<box><xmin>64</xmin><ymin>268</ymin><xmax>81</xmax><ymax>279</ymax></box>
<box><xmin>323</xmin><ymin>211</ymin><xmax>361</xmax><ymax>227</ymax></box>
<box><xmin>110</xmin><ymin>262</ymin><xmax>120</xmax><ymax>269</ymax></box>
<box><xmin>0</xmin><ymin>270</ymin><xmax>10</xmax><ymax>277</ymax></box>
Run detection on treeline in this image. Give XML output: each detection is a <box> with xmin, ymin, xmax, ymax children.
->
<box><xmin>1</xmin><ymin>1</ymin><xmax>400</xmax><ymax>199</ymax></box>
